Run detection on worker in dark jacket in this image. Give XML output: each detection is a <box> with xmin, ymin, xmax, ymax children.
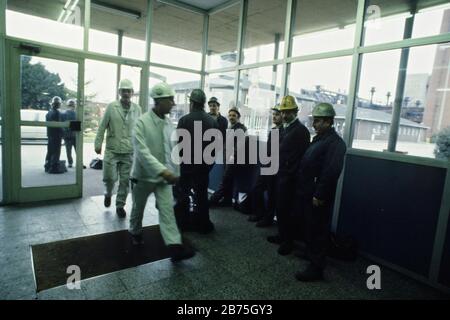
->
<box><xmin>63</xmin><ymin>99</ymin><xmax>77</xmax><ymax>168</ymax></box>
<box><xmin>295</xmin><ymin>102</ymin><xmax>347</xmax><ymax>282</ymax></box>
<box><xmin>209</xmin><ymin>107</ymin><xmax>247</xmax><ymax>207</ymax></box>
<box><xmin>44</xmin><ymin>96</ymin><xmax>65</xmax><ymax>174</ymax></box>
<box><xmin>175</xmin><ymin>89</ymin><xmax>219</xmax><ymax>234</ymax></box>
<box><xmin>267</xmin><ymin>95</ymin><xmax>310</xmax><ymax>255</ymax></box>
<box><xmin>208</xmin><ymin>97</ymin><xmax>228</xmax><ymax>140</ymax></box>
<box><xmin>248</xmin><ymin>105</ymin><xmax>283</xmax><ymax>227</ymax></box>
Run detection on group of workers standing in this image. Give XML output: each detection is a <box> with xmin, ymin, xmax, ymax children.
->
<box><xmin>93</xmin><ymin>78</ymin><xmax>347</xmax><ymax>278</ymax></box>
<box><xmin>44</xmin><ymin>96</ymin><xmax>79</xmax><ymax>174</ymax></box>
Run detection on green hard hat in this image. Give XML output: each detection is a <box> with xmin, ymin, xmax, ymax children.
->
<box><xmin>312</xmin><ymin>102</ymin><xmax>336</xmax><ymax>117</ymax></box>
<box><xmin>189</xmin><ymin>89</ymin><xmax>206</xmax><ymax>104</ymax></box>
<box><xmin>150</xmin><ymin>82</ymin><xmax>175</xmax><ymax>99</ymax></box>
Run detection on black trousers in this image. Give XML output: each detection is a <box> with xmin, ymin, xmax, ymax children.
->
<box><xmin>251</xmin><ymin>174</ymin><xmax>276</xmax><ymax>220</ymax></box>
<box><xmin>210</xmin><ymin>164</ymin><xmax>237</xmax><ymax>203</ymax></box>
<box><xmin>175</xmin><ymin>171</ymin><xmax>210</xmax><ymax>229</ymax></box>
<box><xmin>45</xmin><ymin>136</ymin><xmax>62</xmax><ymax>172</ymax></box>
<box><xmin>303</xmin><ymin>200</ymin><xmax>333</xmax><ymax>269</ymax></box>
<box><xmin>64</xmin><ymin>137</ymin><xmax>76</xmax><ymax>165</ymax></box>
<box><xmin>275</xmin><ymin>175</ymin><xmax>299</xmax><ymax>244</ymax></box>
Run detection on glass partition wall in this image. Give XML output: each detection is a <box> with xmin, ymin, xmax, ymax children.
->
<box><xmin>1</xmin><ymin>0</ymin><xmax>450</xmax><ymax>203</ymax></box>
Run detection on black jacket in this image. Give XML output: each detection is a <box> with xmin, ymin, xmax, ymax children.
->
<box><xmin>46</xmin><ymin>108</ymin><xmax>63</xmax><ymax>138</ymax></box>
<box><xmin>177</xmin><ymin>109</ymin><xmax>218</xmax><ymax>174</ymax></box>
<box><xmin>278</xmin><ymin>119</ymin><xmax>310</xmax><ymax>177</ymax></box>
<box><xmin>209</xmin><ymin>113</ymin><xmax>228</xmax><ymax>140</ymax></box>
<box><xmin>296</xmin><ymin>128</ymin><xmax>347</xmax><ymax>202</ymax></box>
<box><xmin>225</xmin><ymin>122</ymin><xmax>247</xmax><ymax>163</ymax></box>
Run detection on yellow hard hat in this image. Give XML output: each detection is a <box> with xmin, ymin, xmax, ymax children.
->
<box><xmin>279</xmin><ymin>95</ymin><xmax>298</xmax><ymax>111</ymax></box>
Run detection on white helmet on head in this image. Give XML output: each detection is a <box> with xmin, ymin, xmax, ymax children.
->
<box><xmin>118</xmin><ymin>79</ymin><xmax>134</xmax><ymax>91</ymax></box>
<box><xmin>150</xmin><ymin>82</ymin><xmax>175</xmax><ymax>99</ymax></box>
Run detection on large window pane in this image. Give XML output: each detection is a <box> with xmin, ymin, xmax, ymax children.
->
<box><xmin>287</xmin><ymin>56</ymin><xmax>352</xmax><ymax>137</ymax></box>
<box><xmin>352</xmin><ymin>43</ymin><xmax>450</xmax><ymax>159</ymax></box>
<box><xmin>243</xmin><ymin>0</ymin><xmax>286</xmax><ymax>65</ymax></box>
<box><xmin>151</xmin><ymin>3</ymin><xmax>203</xmax><ymax>70</ymax></box>
<box><xmin>90</xmin><ymin>0</ymin><xmax>147</xmax><ymax>59</ymax></box>
<box><xmin>207</xmin><ymin>4</ymin><xmax>240</xmax><ymax>70</ymax></box>
<box><xmin>6</xmin><ymin>0</ymin><xmax>84</xmax><ymax>49</ymax></box>
<box><xmin>149</xmin><ymin>67</ymin><xmax>201</xmax><ymax>123</ymax></box>
<box><xmin>84</xmin><ymin>60</ymin><xmax>117</xmax><ymax>148</ymax></box>
<box><xmin>291</xmin><ymin>0</ymin><xmax>357</xmax><ymax>57</ymax></box>
<box><xmin>237</xmin><ymin>65</ymin><xmax>283</xmax><ymax>140</ymax></box>
<box><xmin>205</xmin><ymin>72</ymin><xmax>236</xmax><ymax>112</ymax></box>
<box><xmin>363</xmin><ymin>0</ymin><xmax>450</xmax><ymax>46</ymax></box>
<box><xmin>19</xmin><ymin>54</ymin><xmax>79</xmax><ymax>187</ymax></box>
<box><xmin>20</xmin><ymin>56</ymin><xmax>78</xmax><ymax>117</ymax></box>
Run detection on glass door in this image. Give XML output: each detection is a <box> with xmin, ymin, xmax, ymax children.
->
<box><xmin>6</xmin><ymin>40</ymin><xmax>83</xmax><ymax>202</ymax></box>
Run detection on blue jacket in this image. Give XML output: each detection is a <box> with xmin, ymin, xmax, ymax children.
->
<box><xmin>296</xmin><ymin>128</ymin><xmax>347</xmax><ymax>202</ymax></box>
<box><xmin>46</xmin><ymin>108</ymin><xmax>63</xmax><ymax>138</ymax></box>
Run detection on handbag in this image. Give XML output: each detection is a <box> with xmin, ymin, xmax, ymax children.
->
<box><xmin>89</xmin><ymin>157</ymin><xmax>103</xmax><ymax>170</ymax></box>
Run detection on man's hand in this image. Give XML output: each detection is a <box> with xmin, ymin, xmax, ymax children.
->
<box><xmin>313</xmin><ymin>197</ymin><xmax>325</xmax><ymax>207</ymax></box>
<box><xmin>95</xmin><ymin>147</ymin><xmax>102</xmax><ymax>155</ymax></box>
<box><xmin>160</xmin><ymin>169</ymin><xmax>179</xmax><ymax>185</ymax></box>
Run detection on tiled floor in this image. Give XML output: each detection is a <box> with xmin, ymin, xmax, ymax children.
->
<box><xmin>0</xmin><ymin>195</ymin><xmax>448</xmax><ymax>300</ymax></box>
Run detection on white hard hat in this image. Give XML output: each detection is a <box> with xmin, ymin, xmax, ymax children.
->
<box><xmin>150</xmin><ymin>82</ymin><xmax>175</xmax><ymax>99</ymax></box>
<box><xmin>118</xmin><ymin>79</ymin><xmax>134</xmax><ymax>90</ymax></box>
<box><xmin>50</xmin><ymin>96</ymin><xmax>62</xmax><ymax>104</ymax></box>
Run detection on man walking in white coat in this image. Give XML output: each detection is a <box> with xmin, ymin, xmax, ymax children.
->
<box><xmin>129</xmin><ymin>82</ymin><xmax>195</xmax><ymax>262</ymax></box>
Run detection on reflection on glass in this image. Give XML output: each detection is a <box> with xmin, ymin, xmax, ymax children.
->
<box><xmin>291</xmin><ymin>0</ymin><xmax>357</xmax><ymax>56</ymax></box>
<box><xmin>243</xmin><ymin>0</ymin><xmax>286</xmax><ymax>65</ymax></box>
<box><xmin>237</xmin><ymin>66</ymin><xmax>283</xmax><ymax>140</ymax></box>
<box><xmin>84</xmin><ymin>60</ymin><xmax>118</xmax><ymax>144</ymax></box>
<box><xmin>149</xmin><ymin>67</ymin><xmax>201</xmax><ymax>123</ymax></box>
<box><xmin>151</xmin><ymin>4</ymin><xmax>203</xmax><ymax>70</ymax></box>
<box><xmin>287</xmin><ymin>56</ymin><xmax>352</xmax><ymax>138</ymax></box>
<box><xmin>21</xmin><ymin>126</ymin><xmax>76</xmax><ymax>187</ymax></box>
<box><xmin>89</xmin><ymin>0</ymin><xmax>147</xmax><ymax>58</ymax></box>
<box><xmin>20</xmin><ymin>55</ymin><xmax>78</xmax><ymax>121</ymax></box>
<box><xmin>207</xmin><ymin>4</ymin><xmax>240</xmax><ymax>70</ymax></box>
<box><xmin>6</xmin><ymin>0</ymin><xmax>84</xmax><ymax>49</ymax></box>
<box><xmin>352</xmin><ymin>43</ymin><xmax>450</xmax><ymax>159</ymax></box>
<box><xmin>205</xmin><ymin>72</ymin><xmax>236</xmax><ymax>111</ymax></box>
<box><xmin>363</xmin><ymin>0</ymin><xmax>450</xmax><ymax>46</ymax></box>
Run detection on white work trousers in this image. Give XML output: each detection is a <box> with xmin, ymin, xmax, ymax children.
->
<box><xmin>129</xmin><ymin>180</ymin><xmax>182</xmax><ymax>245</ymax></box>
<box><xmin>103</xmin><ymin>150</ymin><xmax>132</xmax><ymax>208</ymax></box>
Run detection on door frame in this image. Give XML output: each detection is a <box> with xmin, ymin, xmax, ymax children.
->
<box><xmin>5</xmin><ymin>39</ymin><xmax>85</xmax><ymax>203</ymax></box>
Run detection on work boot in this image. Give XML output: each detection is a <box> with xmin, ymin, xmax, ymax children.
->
<box><xmin>168</xmin><ymin>244</ymin><xmax>195</xmax><ymax>262</ymax></box>
<box><xmin>267</xmin><ymin>234</ymin><xmax>282</xmax><ymax>244</ymax></box>
<box><xmin>116</xmin><ymin>207</ymin><xmax>126</xmax><ymax>218</ymax></box>
<box><xmin>277</xmin><ymin>242</ymin><xmax>294</xmax><ymax>256</ymax></box>
<box><xmin>294</xmin><ymin>249</ymin><xmax>310</xmax><ymax>261</ymax></box>
<box><xmin>295</xmin><ymin>264</ymin><xmax>324</xmax><ymax>282</ymax></box>
<box><xmin>104</xmin><ymin>195</ymin><xmax>111</xmax><ymax>208</ymax></box>
<box><xmin>130</xmin><ymin>233</ymin><xmax>144</xmax><ymax>246</ymax></box>
<box><xmin>196</xmin><ymin>221</ymin><xmax>215</xmax><ymax>234</ymax></box>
